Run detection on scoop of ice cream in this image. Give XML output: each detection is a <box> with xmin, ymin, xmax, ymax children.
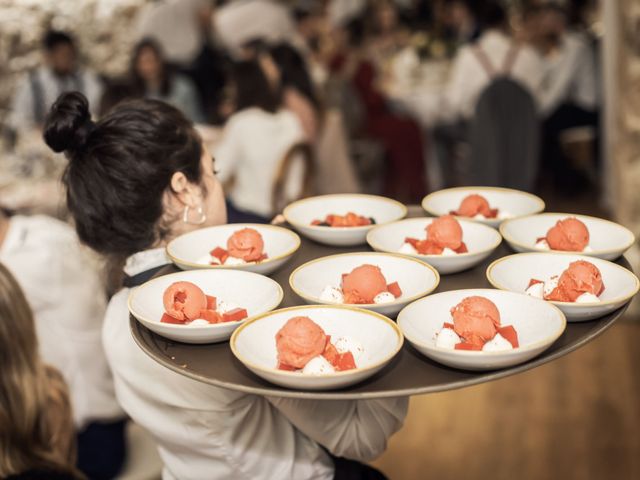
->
<box><xmin>456</xmin><ymin>194</ymin><xmax>495</xmax><ymax>218</ymax></box>
<box><xmin>227</xmin><ymin>228</ymin><xmax>265</xmax><ymax>261</ymax></box>
<box><xmin>545</xmin><ymin>218</ymin><xmax>589</xmax><ymax>252</ymax></box>
<box><xmin>451</xmin><ymin>296</ymin><xmax>501</xmax><ymax>347</ymax></box>
<box><xmin>426</xmin><ymin>215</ymin><xmax>463</xmax><ymax>250</ymax></box>
<box><xmin>163</xmin><ymin>281</ymin><xmax>207</xmax><ymax>321</ymax></box>
<box><xmin>341</xmin><ymin>264</ymin><xmax>388</xmax><ymax>304</ymax></box>
<box><xmin>554</xmin><ymin>260</ymin><xmax>604</xmax><ymax>302</ymax></box>
<box><xmin>275</xmin><ymin>316</ymin><xmax>328</xmax><ymax>369</ymax></box>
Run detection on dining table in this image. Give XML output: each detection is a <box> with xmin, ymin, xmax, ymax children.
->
<box><xmin>130</xmin><ymin>207</ymin><xmax>633</xmax><ymax>400</ymax></box>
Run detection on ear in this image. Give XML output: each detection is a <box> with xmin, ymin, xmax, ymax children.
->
<box><xmin>169</xmin><ymin>171</ymin><xmax>201</xmax><ymax>207</ymax></box>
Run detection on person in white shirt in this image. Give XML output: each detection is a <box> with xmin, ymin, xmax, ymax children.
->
<box><xmin>0</xmin><ymin>210</ymin><xmax>126</xmax><ymax>479</ymax></box>
<box><xmin>214</xmin><ymin>57</ymin><xmax>306</xmax><ymax>222</ymax></box>
<box><xmin>213</xmin><ymin>0</ymin><xmax>299</xmax><ymax>58</ymax></box>
<box><xmin>42</xmin><ymin>91</ymin><xmax>408</xmax><ymax>480</ymax></box>
<box><xmin>9</xmin><ymin>30</ymin><xmax>102</xmax><ymax>134</ymax></box>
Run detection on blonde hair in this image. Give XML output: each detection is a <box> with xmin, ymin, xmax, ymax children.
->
<box><xmin>0</xmin><ymin>262</ymin><xmax>78</xmax><ymax>477</ymax></box>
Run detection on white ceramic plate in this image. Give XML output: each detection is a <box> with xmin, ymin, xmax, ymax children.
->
<box><xmin>422</xmin><ymin>187</ymin><xmax>545</xmax><ymax>228</ymax></box>
<box><xmin>129</xmin><ymin>269</ymin><xmax>283</xmax><ymax>344</ymax></box>
<box><xmin>500</xmin><ymin>213</ymin><xmax>635</xmax><ymax>260</ymax></box>
<box><xmin>283</xmin><ymin>194</ymin><xmax>407</xmax><ymax>246</ymax></box>
<box><xmin>486</xmin><ymin>253</ymin><xmax>639</xmax><ymax>322</ymax></box>
<box><xmin>366</xmin><ymin>218</ymin><xmax>502</xmax><ymax>274</ymax></box>
<box><xmin>398</xmin><ymin>289</ymin><xmax>566</xmax><ymax>371</ymax></box>
<box><xmin>166</xmin><ymin>224</ymin><xmax>301</xmax><ymax>275</ymax></box>
<box><xmin>289</xmin><ymin>252</ymin><xmax>440</xmax><ymax>317</ymax></box>
<box><xmin>230</xmin><ymin>305</ymin><xmax>403</xmax><ymax>390</ymax></box>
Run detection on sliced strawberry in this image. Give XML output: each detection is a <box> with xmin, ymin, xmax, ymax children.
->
<box><xmin>222</xmin><ymin>308</ymin><xmax>248</xmax><ymax>323</ymax></box>
<box><xmin>311</xmin><ymin>219</ymin><xmax>322</xmax><ymax>226</ymax></box>
<box><xmin>487</xmin><ymin>208</ymin><xmax>499</xmax><ymax>218</ymax></box>
<box><xmin>206</xmin><ymin>295</ymin><xmax>217</xmax><ymax>310</ymax></box>
<box><xmin>199</xmin><ymin>309</ymin><xmax>222</xmax><ymax>324</ymax></box>
<box><xmin>387</xmin><ymin>281</ymin><xmax>402</xmax><ymax>298</ymax></box>
<box><xmin>210</xmin><ymin>247</ymin><xmax>229</xmax><ymax>264</ymax></box>
<box><xmin>497</xmin><ymin>325</ymin><xmax>519</xmax><ymax>348</ymax></box>
<box><xmin>161</xmin><ymin>313</ymin><xmax>185</xmax><ymax>324</ymax></box>
<box><xmin>322</xmin><ymin>341</ymin><xmax>339</xmax><ymax>364</ymax></box>
<box><xmin>536</xmin><ymin>236</ymin><xmax>547</xmax><ymax>243</ymax></box>
<box><xmin>443</xmin><ymin>322</ymin><xmax>455</xmax><ymax>330</ymax></box>
<box><xmin>334</xmin><ymin>351</ymin><xmax>356</xmax><ymax>371</ymax></box>
<box><xmin>454</xmin><ymin>342</ymin><xmax>482</xmax><ymax>351</ymax></box>
<box><xmin>528</xmin><ymin>278</ymin><xmax>544</xmax><ymax>288</ymax></box>
<box><xmin>278</xmin><ymin>362</ymin><xmax>297</xmax><ymax>371</ymax></box>
<box><xmin>455</xmin><ymin>242</ymin><xmax>469</xmax><ymax>254</ymax></box>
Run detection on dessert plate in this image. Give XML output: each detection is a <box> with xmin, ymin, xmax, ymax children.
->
<box><xmin>398</xmin><ymin>289</ymin><xmax>566</xmax><ymax>371</ymax></box>
<box><xmin>500</xmin><ymin>213</ymin><xmax>635</xmax><ymax>260</ymax></box>
<box><xmin>166</xmin><ymin>224</ymin><xmax>300</xmax><ymax>275</ymax></box>
<box><xmin>486</xmin><ymin>253</ymin><xmax>639</xmax><ymax>322</ymax></box>
<box><xmin>367</xmin><ymin>218</ymin><xmax>502</xmax><ymax>274</ymax></box>
<box><xmin>289</xmin><ymin>252</ymin><xmax>439</xmax><ymax>317</ymax></box>
<box><xmin>422</xmin><ymin>187</ymin><xmax>545</xmax><ymax>228</ymax></box>
<box><xmin>129</xmin><ymin>269</ymin><xmax>283</xmax><ymax>344</ymax></box>
<box><xmin>231</xmin><ymin>305</ymin><xmax>403</xmax><ymax>390</ymax></box>
<box><xmin>283</xmin><ymin>194</ymin><xmax>407</xmax><ymax>246</ymax></box>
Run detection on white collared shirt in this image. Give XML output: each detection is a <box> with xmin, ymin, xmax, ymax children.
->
<box><xmin>106</xmin><ymin>248</ymin><xmax>408</xmax><ymax>480</ymax></box>
<box><xmin>538</xmin><ymin>31</ymin><xmax>599</xmax><ymax>115</ymax></box>
<box><xmin>214</xmin><ymin>107</ymin><xmax>305</xmax><ymax>217</ymax></box>
<box><xmin>0</xmin><ymin>215</ymin><xmax>123</xmax><ymax>429</ymax></box>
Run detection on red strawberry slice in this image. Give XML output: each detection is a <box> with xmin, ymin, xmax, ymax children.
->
<box><xmin>387</xmin><ymin>282</ymin><xmax>402</xmax><ymax>298</ymax></box>
<box><xmin>206</xmin><ymin>295</ymin><xmax>217</xmax><ymax>310</ymax></box>
<box><xmin>497</xmin><ymin>325</ymin><xmax>519</xmax><ymax>348</ymax></box>
<box><xmin>210</xmin><ymin>247</ymin><xmax>229</xmax><ymax>264</ymax></box>
<box><xmin>161</xmin><ymin>313</ymin><xmax>184</xmax><ymax>324</ymax></box>
<box><xmin>222</xmin><ymin>308</ymin><xmax>248</xmax><ymax>323</ymax></box>
<box><xmin>454</xmin><ymin>342</ymin><xmax>482</xmax><ymax>351</ymax></box>
<box><xmin>199</xmin><ymin>309</ymin><xmax>222</xmax><ymax>324</ymax></box>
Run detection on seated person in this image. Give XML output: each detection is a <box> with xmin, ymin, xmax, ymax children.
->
<box><xmin>0</xmin><ymin>210</ymin><xmax>126</xmax><ymax>480</ymax></box>
<box><xmin>8</xmin><ymin>30</ymin><xmax>102</xmax><ymax>134</ymax></box>
<box><xmin>0</xmin><ymin>262</ymin><xmax>80</xmax><ymax>480</ymax></box>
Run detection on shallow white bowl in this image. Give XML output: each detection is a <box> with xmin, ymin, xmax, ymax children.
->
<box><xmin>422</xmin><ymin>187</ymin><xmax>545</xmax><ymax>228</ymax></box>
<box><xmin>289</xmin><ymin>252</ymin><xmax>440</xmax><ymax>317</ymax></box>
<box><xmin>398</xmin><ymin>289</ymin><xmax>566</xmax><ymax>371</ymax></box>
<box><xmin>166</xmin><ymin>224</ymin><xmax>300</xmax><ymax>275</ymax></box>
<box><xmin>500</xmin><ymin>213</ymin><xmax>636</xmax><ymax>261</ymax></box>
<box><xmin>283</xmin><ymin>194</ymin><xmax>407</xmax><ymax>246</ymax></box>
<box><xmin>230</xmin><ymin>305</ymin><xmax>403</xmax><ymax>390</ymax></box>
<box><xmin>129</xmin><ymin>269</ymin><xmax>283</xmax><ymax>344</ymax></box>
<box><xmin>366</xmin><ymin>218</ymin><xmax>502</xmax><ymax>274</ymax></box>
<box><xmin>486</xmin><ymin>253</ymin><xmax>639</xmax><ymax>322</ymax></box>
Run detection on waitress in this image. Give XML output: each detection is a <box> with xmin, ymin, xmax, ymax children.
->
<box><xmin>44</xmin><ymin>92</ymin><xmax>408</xmax><ymax>480</ymax></box>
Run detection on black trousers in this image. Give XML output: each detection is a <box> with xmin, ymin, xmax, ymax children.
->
<box><xmin>76</xmin><ymin>418</ymin><xmax>127</xmax><ymax>480</ymax></box>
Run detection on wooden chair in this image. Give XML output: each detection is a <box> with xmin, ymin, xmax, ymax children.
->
<box><xmin>271</xmin><ymin>142</ymin><xmax>314</xmax><ymax>214</ymax></box>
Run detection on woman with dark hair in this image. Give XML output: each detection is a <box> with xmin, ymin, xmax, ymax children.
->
<box><xmin>130</xmin><ymin>38</ymin><xmax>204</xmax><ymax>123</ymax></box>
<box><xmin>213</xmin><ymin>58</ymin><xmax>306</xmax><ymax>222</ymax></box>
<box><xmin>42</xmin><ymin>91</ymin><xmax>407</xmax><ymax>479</ymax></box>
<box><xmin>0</xmin><ymin>263</ymin><xmax>81</xmax><ymax>480</ymax></box>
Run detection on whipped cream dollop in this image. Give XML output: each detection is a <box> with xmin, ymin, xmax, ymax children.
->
<box><xmin>435</xmin><ymin>327</ymin><xmax>460</xmax><ymax>349</ymax></box>
<box><xmin>319</xmin><ymin>286</ymin><xmax>344</xmax><ymax>303</ymax></box>
<box><xmin>398</xmin><ymin>242</ymin><xmax>418</xmax><ymax>255</ymax></box>
<box><xmin>187</xmin><ymin>319</ymin><xmax>210</xmax><ymax>327</ymax></box>
<box><xmin>302</xmin><ymin>355</ymin><xmax>335</xmax><ymax>374</ymax></box>
<box><xmin>482</xmin><ymin>333</ymin><xmax>513</xmax><ymax>352</ymax></box>
<box><xmin>334</xmin><ymin>336</ymin><xmax>365</xmax><ymax>363</ymax></box>
<box><xmin>373</xmin><ymin>292</ymin><xmax>396</xmax><ymax>304</ymax></box>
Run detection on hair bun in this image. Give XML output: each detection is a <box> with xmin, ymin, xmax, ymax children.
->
<box><xmin>43</xmin><ymin>91</ymin><xmax>95</xmax><ymax>153</ymax></box>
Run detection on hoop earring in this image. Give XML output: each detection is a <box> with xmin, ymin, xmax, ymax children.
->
<box><xmin>182</xmin><ymin>204</ymin><xmax>207</xmax><ymax>225</ymax></box>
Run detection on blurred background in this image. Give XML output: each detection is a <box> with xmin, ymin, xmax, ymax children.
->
<box><xmin>0</xmin><ymin>1</ymin><xmax>638</xmax><ymax>478</ymax></box>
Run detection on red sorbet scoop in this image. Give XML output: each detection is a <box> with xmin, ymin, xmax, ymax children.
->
<box><xmin>227</xmin><ymin>228</ymin><xmax>265</xmax><ymax>261</ymax></box>
<box><xmin>341</xmin><ymin>264</ymin><xmax>388</xmax><ymax>304</ymax></box>
<box><xmin>276</xmin><ymin>316</ymin><xmax>328</xmax><ymax>369</ymax></box>
<box><xmin>451</xmin><ymin>296</ymin><xmax>501</xmax><ymax>347</ymax></box>
<box><xmin>545</xmin><ymin>217</ymin><xmax>589</xmax><ymax>251</ymax></box>
<box><xmin>163</xmin><ymin>281</ymin><xmax>208</xmax><ymax>321</ymax></box>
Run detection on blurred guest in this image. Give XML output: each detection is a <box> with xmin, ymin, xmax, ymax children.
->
<box><xmin>8</xmin><ymin>30</ymin><xmax>102</xmax><ymax>134</ymax></box>
<box><xmin>437</xmin><ymin>2</ymin><xmax>545</xmax><ymax>123</ymax></box>
<box><xmin>0</xmin><ymin>263</ymin><xmax>80</xmax><ymax>480</ymax></box>
<box><xmin>214</xmin><ymin>58</ymin><xmax>306</xmax><ymax>222</ymax></box>
<box><xmin>0</xmin><ymin>210</ymin><xmax>126</xmax><ymax>480</ymax></box>
<box><xmin>130</xmin><ymin>39</ymin><xmax>204</xmax><ymax>123</ymax></box>
<box><xmin>446</xmin><ymin>0</ymin><xmax>481</xmax><ymax>44</ymax></box>
<box><xmin>213</xmin><ymin>0</ymin><xmax>298</xmax><ymax>57</ymax></box>
<box><xmin>331</xmin><ymin>18</ymin><xmax>427</xmax><ymax>203</ymax></box>
<box><xmin>366</xmin><ymin>0</ymin><xmax>411</xmax><ymax>65</ymax></box>
<box><xmin>527</xmin><ymin>2</ymin><xmax>599</xmax><ymax>190</ymax></box>
<box><xmin>135</xmin><ymin>0</ymin><xmax>212</xmax><ymax>69</ymax></box>
<box><xmin>270</xmin><ymin>43</ymin><xmax>360</xmax><ymax>193</ymax></box>
<box><xmin>43</xmin><ymin>91</ymin><xmax>407</xmax><ymax>480</ymax></box>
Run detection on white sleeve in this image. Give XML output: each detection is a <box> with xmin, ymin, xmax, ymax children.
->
<box><xmin>267</xmin><ymin>396</ymin><xmax>409</xmax><ymax>461</ymax></box>
<box><xmin>572</xmin><ymin>42</ymin><xmax>598</xmax><ymax>111</ymax></box>
<box><xmin>212</xmin><ymin>119</ymin><xmax>240</xmax><ymax>183</ymax></box>
<box><xmin>8</xmin><ymin>74</ymin><xmax>36</xmax><ymax>130</ymax></box>
<box><xmin>82</xmin><ymin>70</ymin><xmax>104</xmax><ymax>117</ymax></box>
<box><xmin>437</xmin><ymin>47</ymin><xmax>474</xmax><ymax>124</ymax></box>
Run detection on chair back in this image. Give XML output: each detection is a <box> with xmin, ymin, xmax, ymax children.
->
<box><xmin>469</xmin><ymin>77</ymin><xmax>539</xmax><ymax>190</ymax></box>
<box><xmin>272</xmin><ymin>142</ymin><xmax>314</xmax><ymax>214</ymax></box>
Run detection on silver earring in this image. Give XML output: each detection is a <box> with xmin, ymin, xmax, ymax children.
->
<box><xmin>182</xmin><ymin>204</ymin><xmax>207</xmax><ymax>225</ymax></box>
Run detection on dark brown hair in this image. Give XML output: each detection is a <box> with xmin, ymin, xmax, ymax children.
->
<box><xmin>43</xmin><ymin>91</ymin><xmax>202</xmax><ymax>259</ymax></box>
